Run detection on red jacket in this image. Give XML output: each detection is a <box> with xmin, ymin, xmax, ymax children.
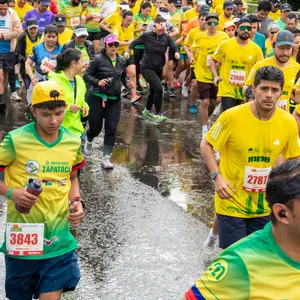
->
<box><xmin>50</xmin><ymin>0</ymin><xmax>58</xmax><ymax>15</ymax></box>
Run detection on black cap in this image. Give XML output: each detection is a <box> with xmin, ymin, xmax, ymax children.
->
<box><xmin>246</xmin><ymin>14</ymin><xmax>260</xmax><ymax>23</ymax></box>
<box><xmin>223</xmin><ymin>1</ymin><xmax>234</xmax><ymax>9</ymax></box>
<box><xmin>237</xmin><ymin>17</ymin><xmax>251</xmax><ymax>27</ymax></box>
<box><xmin>280</xmin><ymin>3</ymin><xmax>292</xmax><ymax>11</ymax></box>
<box><xmin>206</xmin><ymin>13</ymin><xmax>219</xmax><ymax>21</ymax></box>
<box><xmin>26</xmin><ymin>18</ymin><xmax>38</xmax><ymax>29</ymax></box>
<box><xmin>200</xmin><ymin>4</ymin><xmax>210</xmax><ymax>12</ymax></box>
<box><xmin>54</xmin><ymin>14</ymin><xmax>66</xmax><ymax>27</ymax></box>
<box><xmin>233</xmin><ymin>0</ymin><xmax>243</xmax><ymax>5</ymax></box>
<box><xmin>175</xmin><ymin>0</ymin><xmax>182</xmax><ymax>6</ymax></box>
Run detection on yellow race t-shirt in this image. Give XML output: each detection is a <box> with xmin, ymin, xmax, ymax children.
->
<box><xmin>184</xmin><ymin>7</ymin><xmax>198</xmax><ymax>22</ymax></box>
<box><xmin>218</xmin><ymin>14</ymin><xmax>234</xmax><ymax>31</ymax></box>
<box><xmin>184</xmin><ymin>26</ymin><xmax>202</xmax><ymax>68</ymax></box>
<box><xmin>58</xmin><ymin>28</ymin><xmax>74</xmax><ymax>46</ymax></box>
<box><xmin>268</xmin><ymin>10</ymin><xmax>281</xmax><ymax>21</ymax></box>
<box><xmin>15</xmin><ymin>2</ymin><xmax>32</xmax><ymax>22</ymax></box>
<box><xmin>206</xmin><ymin>102</ymin><xmax>300</xmax><ymax>218</ymax></box>
<box><xmin>114</xmin><ymin>23</ymin><xmax>135</xmax><ymax>54</ymax></box>
<box><xmin>0</xmin><ymin>123</ymin><xmax>85</xmax><ymax>259</ymax></box>
<box><xmin>246</xmin><ymin>57</ymin><xmax>300</xmax><ymax>112</ymax></box>
<box><xmin>25</xmin><ymin>34</ymin><xmax>41</xmax><ymax>59</ymax></box>
<box><xmin>212</xmin><ymin>38</ymin><xmax>263</xmax><ymax>100</ymax></box>
<box><xmin>58</xmin><ymin>0</ymin><xmax>82</xmax><ymax>29</ymax></box>
<box><xmin>105</xmin><ymin>12</ymin><xmax>122</xmax><ymax>32</ymax></box>
<box><xmin>191</xmin><ymin>31</ymin><xmax>229</xmax><ymax>83</ymax></box>
<box><xmin>169</xmin><ymin>8</ymin><xmax>185</xmax><ymax>35</ymax></box>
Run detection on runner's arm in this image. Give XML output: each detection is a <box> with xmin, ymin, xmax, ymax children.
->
<box><xmin>99</xmin><ymin>19</ymin><xmax>113</xmax><ymax>34</ymax></box>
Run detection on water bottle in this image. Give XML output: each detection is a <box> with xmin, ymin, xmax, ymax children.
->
<box><xmin>15</xmin><ymin>179</ymin><xmax>43</xmax><ymax>214</ymax></box>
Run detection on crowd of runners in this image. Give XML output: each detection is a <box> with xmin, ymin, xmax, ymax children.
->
<box><xmin>0</xmin><ymin>0</ymin><xmax>300</xmax><ymax>298</ymax></box>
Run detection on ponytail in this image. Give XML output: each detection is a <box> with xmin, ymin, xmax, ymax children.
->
<box><xmin>54</xmin><ymin>48</ymin><xmax>82</xmax><ymax>73</ymax></box>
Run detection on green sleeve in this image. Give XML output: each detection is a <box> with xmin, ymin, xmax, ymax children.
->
<box><xmin>0</xmin><ymin>133</ymin><xmax>16</xmax><ymax>168</ymax></box>
<box><xmin>195</xmin><ymin>249</ymin><xmax>250</xmax><ymax>299</ymax></box>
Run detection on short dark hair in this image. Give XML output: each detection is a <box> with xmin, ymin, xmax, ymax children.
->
<box><xmin>44</xmin><ymin>24</ymin><xmax>58</xmax><ymax>36</ymax></box>
<box><xmin>266</xmin><ymin>160</ymin><xmax>300</xmax><ymax>223</ymax></box>
<box><xmin>253</xmin><ymin>66</ymin><xmax>284</xmax><ymax>89</ymax></box>
<box><xmin>32</xmin><ymin>100</ymin><xmax>66</xmax><ymax>110</ymax></box>
<box><xmin>167</xmin><ymin>0</ymin><xmax>175</xmax><ymax>4</ymax></box>
<box><xmin>123</xmin><ymin>9</ymin><xmax>133</xmax><ymax>19</ymax></box>
<box><xmin>0</xmin><ymin>0</ymin><xmax>9</xmax><ymax>4</ymax></box>
<box><xmin>141</xmin><ymin>1</ymin><xmax>151</xmax><ymax>9</ymax></box>
<box><xmin>257</xmin><ymin>0</ymin><xmax>271</xmax><ymax>12</ymax></box>
<box><xmin>199</xmin><ymin>11</ymin><xmax>208</xmax><ymax>18</ymax></box>
<box><xmin>287</xmin><ymin>13</ymin><xmax>298</xmax><ymax>21</ymax></box>
<box><xmin>154</xmin><ymin>15</ymin><xmax>166</xmax><ymax>23</ymax></box>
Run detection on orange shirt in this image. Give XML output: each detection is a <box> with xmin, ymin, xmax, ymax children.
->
<box><xmin>181</xmin><ymin>16</ymin><xmax>198</xmax><ymax>38</ymax></box>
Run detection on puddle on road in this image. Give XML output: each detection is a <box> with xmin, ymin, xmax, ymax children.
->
<box><xmin>114</xmin><ymin>98</ymin><xmax>216</xmax><ymax>227</ymax></box>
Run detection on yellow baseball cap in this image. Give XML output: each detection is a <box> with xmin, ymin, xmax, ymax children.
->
<box><xmin>32</xmin><ymin>81</ymin><xmax>66</xmax><ymax>106</ymax></box>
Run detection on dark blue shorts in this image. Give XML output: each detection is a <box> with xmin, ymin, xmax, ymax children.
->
<box><xmin>217</xmin><ymin>214</ymin><xmax>270</xmax><ymax>249</ymax></box>
<box><xmin>5</xmin><ymin>251</ymin><xmax>80</xmax><ymax>300</ymax></box>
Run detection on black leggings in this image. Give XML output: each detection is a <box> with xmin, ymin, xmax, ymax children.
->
<box><xmin>134</xmin><ymin>48</ymin><xmax>144</xmax><ymax>85</ymax></box>
<box><xmin>140</xmin><ymin>65</ymin><xmax>163</xmax><ymax>114</ymax></box>
<box><xmin>86</xmin><ymin>92</ymin><xmax>121</xmax><ymax>156</ymax></box>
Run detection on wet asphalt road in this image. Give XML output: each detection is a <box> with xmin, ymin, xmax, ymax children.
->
<box><xmin>0</xmin><ymin>89</ymin><xmax>217</xmax><ymax>299</ymax></box>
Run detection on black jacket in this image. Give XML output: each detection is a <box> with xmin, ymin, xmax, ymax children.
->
<box><xmin>15</xmin><ymin>31</ymin><xmax>42</xmax><ymax>76</ymax></box>
<box><xmin>128</xmin><ymin>31</ymin><xmax>178</xmax><ymax>72</ymax></box>
<box><xmin>62</xmin><ymin>39</ymin><xmax>95</xmax><ymax>60</ymax></box>
<box><xmin>83</xmin><ymin>49</ymin><xmax>127</xmax><ymax>98</ymax></box>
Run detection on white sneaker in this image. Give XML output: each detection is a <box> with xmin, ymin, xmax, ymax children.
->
<box><xmin>101</xmin><ymin>155</ymin><xmax>114</xmax><ymax>169</ymax></box>
<box><xmin>181</xmin><ymin>82</ymin><xmax>189</xmax><ymax>97</ymax></box>
<box><xmin>84</xmin><ymin>141</ymin><xmax>93</xmax><ymax>156</ymax></box>
<box><xmin>203</xmin><ymin>228</ymin><xmax>218</xmax><ymax>255</ymax></box>
<box><xmin>10</xmin><ymin>91</ymin><xmax>21</xmax><ymax>101</ymax></box>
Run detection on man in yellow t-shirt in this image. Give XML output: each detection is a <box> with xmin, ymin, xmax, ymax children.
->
<box><xmin>268</xmin><ymin>0</ymin><xmax>281</xmax><ymax>21</ymax></box>
<box><xmin>15</xmin><ymin>0</ymin><xmax>33</xmax><ymax>22</ymax></box>
<box><xmin>183</xmin><ymin>11</ymin><xmax>207</xmax><ymax>112</ymax></box>
<box><xmin>217</xmin><ymin>1</ymin><xmax>234</xmax><ymax>31</ymax></box>
<box><xmin>210</xmin><ymin>17</ymin><xmax>263</xmax><ymax>111</ymax></box>
<box><xmin>245</xmin><ymin>30</ymin><xmax>300</xmax><ymax>113</ymax></box>
<box><xmin>201</xmin><ymin>65</ymin><xmax>300</xmax><ymax>249</ymax></box>
<box><xmin>58</xmin><ymin>0</ymin><xmax>82</xmax><ymax>30</ymax></box>
<box><xmin>53</xmin><ymin>14</ymin><xmax>74</xmax><ymax>46</ymax></box>
<box><xmin>191</xmin><ymin>13</ymin><xmax>228</xmax><ymax>137</ymax></box>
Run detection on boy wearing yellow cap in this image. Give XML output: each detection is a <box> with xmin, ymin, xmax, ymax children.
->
<box><xmin>0</xmin><ymin>81</ymin><xmax>85</xmax><ymax>300</ymax></box>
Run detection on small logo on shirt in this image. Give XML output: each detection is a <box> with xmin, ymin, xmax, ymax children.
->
<box><xmin>25</xmin><ymin>160</ymin><xmax>40</xmax><ymax>175</ymax></box>
<box><xmin>273</xmin><ymin>139</ymin><xmax>280</xmax><ymax>145</ymax></box>
<box><xmin>206</xmin><ymin>259</ymin><xmax>228</xmax><ymax>283</ymax></box>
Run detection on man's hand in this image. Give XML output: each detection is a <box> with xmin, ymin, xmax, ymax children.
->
<box><xmin>68</xmin><ymin>200</ymin><xmax>84</xmax><ymax>227</ymax></box>
<box><xmin>215</xmin><ymin>175</ymin><xmax>235</xmax><ymax>199</ymax></box>
<box><xmin>213</xmin><ymin>76</ymin><xmax>222</xmax><ymax>87</ymax></box>
<box><xmin>10</xmin><ymin>187</ymin><xmax>38</xmax><ymax>209</ymax></box>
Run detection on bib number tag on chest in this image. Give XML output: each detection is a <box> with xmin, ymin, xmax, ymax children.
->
<box><xmin>243</xmin><ymin>166</ymin><xmax>271</xmax><ymax>193</ymax></box>
<box><xmin>229</xmin><ymin>70</ymin><xmax>245</xmax><ymax>86</ymax></box>
<box><xmin>70</xmin><ymin>17</ymin><xmax>80</xmax><ymax>28</ymax></box>
<box><xmin>40</xmin><ymin>57</ymin><xmax>56</xmax><ymax>73</ymax></box>
<box><xmin>6</xmin><ymin>223</ymin><xmax>44</xmax><ymax>256</ymax></box>
<box><xmin>92</xmin><ymin>13</ymin><xmax>101</xmax><ymax>22</ymax></box>
<box><xmin>277</xmin><ymin>99</ymin><xmax>287</xmax><ymax>111</ymax></box>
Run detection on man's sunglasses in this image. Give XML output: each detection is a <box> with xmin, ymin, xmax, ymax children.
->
<box><xmin>270</xmin><ymin>31</ymin><xmax>278</xmax><ymax>34</ymax></box>
<box><xmin>107</xmin><ymin>42</ymin><xmax>120</xmax><ymax>48</ymax></box>
<box><xmin>239</xmin><ymin>25</ymin><xmax>252</xmax><ymax>31</ymax></box>
<box><xmin>207</xmin><ymin>21</ymin><xmax>219</xmax><ymax>26</ymax></box>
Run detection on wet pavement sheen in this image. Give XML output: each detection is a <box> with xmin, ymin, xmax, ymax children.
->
<box><xmin>0</xmin><ymin>90</ymin><xmax>216</xmax><ymax>299</ymax></box>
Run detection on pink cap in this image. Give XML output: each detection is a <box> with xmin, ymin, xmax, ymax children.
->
<box><xmin>104</xmin><ymin>34</ymin><xmax>119</xmax><ymax>44</ymax></box>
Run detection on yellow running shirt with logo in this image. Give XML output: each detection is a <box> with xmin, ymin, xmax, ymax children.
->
<box><xmin>212</xmin><ymin>38</ymin><xmax>263</xmax><ymax>100</ymax></box>
<box><xmin>58</xmin><ymin>0</ymin><xmax>82</xmax><ymax>30</ymax></box>
<box><xmin>185</xmin><ymin>222</ymin><xmax>300</xmax><ymax>300</ymax></box>
<box><xmin>246</xmin><ymin>57</ymin><xmax>300</xmax><ymax>112</ymax></box>
<box><xmin>191</xmin><ymin>31</ymin><xmax>228</xmax><ymax>83</ymax></box>
<box><xmin>0</xmin><ymin>123</ymin><xmax>85</xmax><ymax>259</ymax></box>
<box><xmin>58</xmin><ymin>28</ymin><xmax>74</xmax><ymax>46</ymax></box>
<box><xmin>206</xmin><ymin>103</ymin><xmax>300</xmax><ymax>218</ymax></box>
<box><xmin>114</xmin><ymin>24</ymin><xmax>135</xmax><ymax>54</ymax></box>
<box><xmin>105</xmin><ymin>12</ymin><xmax>122</xmax><ymax>32</ymax></box>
